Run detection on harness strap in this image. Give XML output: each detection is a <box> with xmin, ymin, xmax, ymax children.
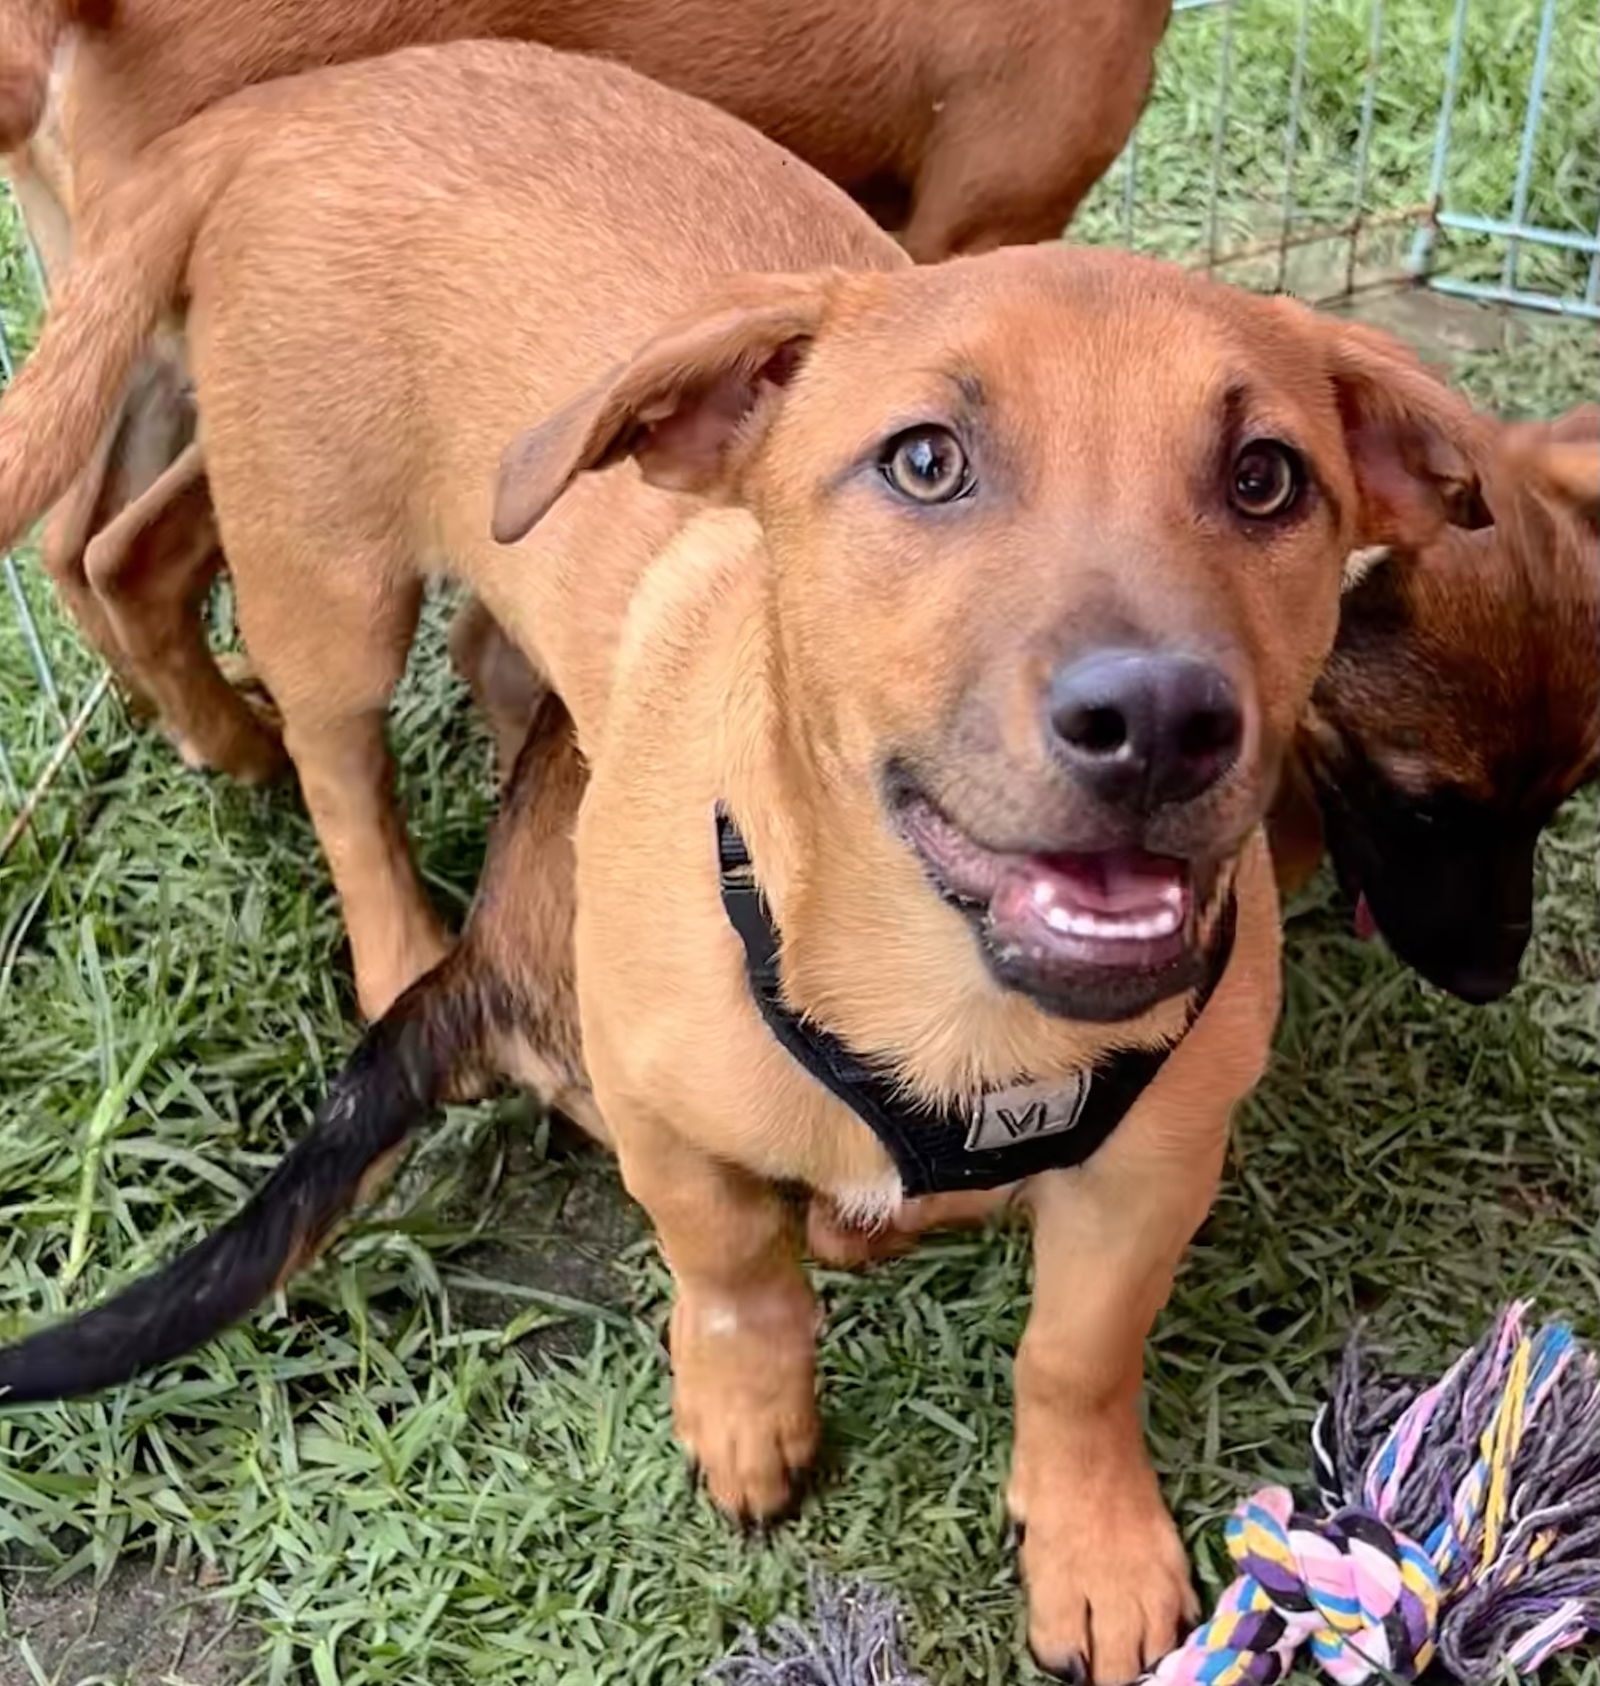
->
<box><xmin>715</xmin><ymin>807</ymin><xmax>1237</xmax><ymax>1198</ymax></box>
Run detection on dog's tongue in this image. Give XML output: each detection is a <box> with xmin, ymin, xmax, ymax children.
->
<box><xmin>1030</xmin><ymin>851</ymin><xmax>1183</xmax><ymax>913</ymax></box>
<box><xmin>1354</xmin><ymin>893</ymin><xmax>1378</xmax><ymax>942</ymax></box>
<box><xmin>991</xmin><ymin>850</ymin><xmax>1190</xmax><ymax>946</ymax></box>
<box><xmin>895</xmin><ymin>794</ymin><xmax>1194</xmax><ymax>962</ymax></box>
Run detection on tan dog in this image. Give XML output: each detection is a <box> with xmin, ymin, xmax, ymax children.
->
<box><xmin>441</xmin><ymin>400</ymin><xmax>1600</xmax><ymax>1271</ymax></box>
<box><xmin>0</xmin><ymin>41</ymin><xmax>1491</xmax><ymax>1679</ymax></box>
<box><xmin>0</xmin><ymin>0</ymin><xmax>1171</xmax><ymax>728</ymax></box>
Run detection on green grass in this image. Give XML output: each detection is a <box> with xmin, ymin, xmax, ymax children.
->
<box><xmin>1073</xmin><ymin>0</ymin><xmax>1600</xmax><ymax>302</ymax></box>
<box><xmin>2</xmin><ymin>1</ymin><xmax>1599</xmax><ymax>1681</ymax></box>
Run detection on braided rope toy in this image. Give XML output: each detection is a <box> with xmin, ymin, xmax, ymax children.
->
<box><xmin>1154</xmin><ymin>1303</ymin><xmax>1600</xmax><ymax>1685</ymax></box>
<box><xmin>713</xmin><ymin>1306</ymin><xmax>1600</xmax><ymax>1686</ymax></box>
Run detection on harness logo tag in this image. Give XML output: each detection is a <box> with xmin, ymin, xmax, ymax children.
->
<box><xmin>964</xmin><ymin>1072</ymin><xmax>1092</xmax><ymax>1154</ymax></box>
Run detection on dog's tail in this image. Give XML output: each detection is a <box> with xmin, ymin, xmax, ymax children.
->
<box><xmin>0</xmin><ymin>959</ymin><xmax>494</xmax><ymax>1405</ymax></box>
<box><xmin>0</xmin><ymin>108</ymin><xmax>241</xmax><ymax>548</ymax></box>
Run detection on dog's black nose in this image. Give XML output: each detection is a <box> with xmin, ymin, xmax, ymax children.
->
<box><xmin>1048</xmin><ymin>648</ymin><xmax>1242</xmax><ymax>810</ymax></box>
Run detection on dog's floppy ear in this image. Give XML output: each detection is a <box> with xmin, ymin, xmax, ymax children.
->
<box><xmin>493</xmin><ymin>275</ymin><xmax>834</xmax><ymax>545</ymax></box>
<box><xmin>1501</xmin><ymin>407</ymin><xmax>1600</xmax><ymax>528</ymax></box>
<box><xmin>1532</xmin><ymin>404</ymin><xmax>1600</xmax><ymax>525</ymax></box>
<box><xmin>1322</xmin><ymin>320</ymin><xmax>1494</xmax><ymax>548</ymax></box>
<box><xmin>1536</xmin><ymin>440</ymin><xmax>1600</xmax><ymax>523</ymax></box>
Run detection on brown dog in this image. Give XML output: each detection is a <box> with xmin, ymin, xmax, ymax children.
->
<box><xmin>2</xmin><ymin>0</ymin><xmax>1169</xmax><ymax>248</ymax></box>
<box><xmin>0</xmin><ymin>0</ymin><xmax>1171</xmax><ymax>721</ymax></box>
<box><xmin>0</xmin><ymin>41</ymin><xmax>1492</xmax><ymax>1678</ymax></box>
<box><xmin>1272</xmin><ymin>403</ymin><xmax>1600</xmax><ymax>1000</ymax></box>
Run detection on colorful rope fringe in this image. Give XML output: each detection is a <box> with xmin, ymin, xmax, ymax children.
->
<box><xmin>1152</xmin><ymin>1305</ymin><xmax>1600</xmax><ymax>1685</ymax></box>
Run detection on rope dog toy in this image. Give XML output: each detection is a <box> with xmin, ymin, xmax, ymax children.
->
<box><xmin>1153</xmin><ymin>1303</ymin><xmax>1600</xmax><ymax>1685</ymax></box>
<box><xmin>713</xmin><ymin>1306</ymin><xmax>1600</xmax><ymax>1685</ymax></box>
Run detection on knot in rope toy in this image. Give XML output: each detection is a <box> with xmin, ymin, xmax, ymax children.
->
<box><xmin>1153</xmin><ymin>1304</ymin><xmax>1600</xmax><ymax>1684</ymax></box>
<box><xmin>1151</xmin><ymin>1487</ymin><xmax>1438</xmax><ymax>1686</ymax></box>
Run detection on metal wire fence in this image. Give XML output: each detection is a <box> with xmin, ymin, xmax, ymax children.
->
<box><xmin>1</xmin><ymin>0</ymin><xmax>1597</xmax><ymax>865</ymax></box>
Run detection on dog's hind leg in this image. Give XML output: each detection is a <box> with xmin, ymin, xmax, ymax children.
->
<box><xmin>40</xmin><ymin>410</ymin><xmax>149</xmax><ymax>697</ymax></box>
<box><xmin>85</xmin><ymin>441</ymin><xmax>285</xmax><ymax>782</ymax></box>
<box><xmin>46</xmin><ymin>348</ymin><xmax>206</xmax><ymax>712</ymax></box>
<box><xmin>902</xmin><ymin>102</ymin><xmax>1123</xmax><ymax>260</ymax></box>
<box><xmin>447</xmin><ymin>595</ymin><xmax>547</xmax><ymax>792</ymax></box>
<box><xmin>228</xmin><ymin>534</ymin><xmax>446</xmax><ymax>1020</ymax></box>
<box><xmin>465</xmin><ymin>693</ymin><xmax>605</xmax><ymax>1143</ymax></box>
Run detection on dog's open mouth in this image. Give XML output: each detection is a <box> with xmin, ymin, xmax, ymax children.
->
<box><xmin>890</xmin><ymin>786</ymin><xmax>1195</xmax><ymax>976</ymax></box>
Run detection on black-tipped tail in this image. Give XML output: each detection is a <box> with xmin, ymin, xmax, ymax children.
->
<box><xmin>0</xmin><ymin>966</ymin><xmax>480</xmax><ymax>1406</ymax></box>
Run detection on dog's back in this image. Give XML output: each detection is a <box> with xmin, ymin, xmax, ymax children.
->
<box><xmin>183</xmin><ymin>44</ymin><xmax>902</xmax><ymax>718</ymax></box>
<box><xmin>0</xmin><ymin>40</ymin><xmax>901</xmax><ymax>731</ymax></box>
<box><xmin>18</xmin><ymin>0</ymin><xmax>1169</xmax><ymax>243</ymax></box>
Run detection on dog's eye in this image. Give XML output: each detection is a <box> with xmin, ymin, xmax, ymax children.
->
<box><xmin>1229</xmin><ymin>440</ymin><xmax>1304</xmax><ymax>520</ymax></box>
<box><xmin>880</xmin><ymin>426</ymin><xmax>972</xmax><ymax>504</ymax></box>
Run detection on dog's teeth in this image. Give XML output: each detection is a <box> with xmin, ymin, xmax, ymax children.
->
<box><xmin>1040</xmin><ymin>901</ymin><xmax>1182</xmax><ymax>941</ymax></box>
<box><xmin>1041</xmin><ymin>901</ymin><xmax>1079</xmax><ymax>934</ymax></box>
<box><xmin>1030</xmin><ymin>874</ymin><xmax>1185</xmax><ymax>942</ymax></box>
<box><xmin>1138</xmin><ymin>903</ymin><xmax>1183</xmax><ymax>938</ymax></box>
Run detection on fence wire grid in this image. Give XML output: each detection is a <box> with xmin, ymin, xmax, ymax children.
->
<box><xmin>1</xmin><ymin>0</ymin><xmax>1597</xmax><ymax>865</ymax></box>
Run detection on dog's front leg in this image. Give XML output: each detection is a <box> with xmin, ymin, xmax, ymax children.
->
<box><xmin>1011</xmin><ymin>837</ymin><xmax>1282</xmax><ymax>1684</ymax></box>
<box><xmin>617</xmin><ymin>1119</ymin><xmax>819</xmax><ymax>1521</ymax></box>
<box><xmin>1011</xmin><ymin>1129</ymin><xmax>1223</xmax><ymax>1681</ymax></box>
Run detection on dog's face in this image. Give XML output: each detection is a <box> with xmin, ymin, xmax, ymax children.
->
<box><xmin>495</xmin><ymin>248</ymin><xmax>1489</xmax><ymax>1023</ymax></box>
<box><xmin>1300</xmin><ymin>405</ymin><xmax>1600</xmax><ymax>1003</ymax></box>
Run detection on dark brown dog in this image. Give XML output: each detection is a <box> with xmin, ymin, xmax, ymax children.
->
<box><xmin>0</xmin><ymin>0</ymin><xmax>1171</xmax><ymax>715</ymax></box>
<box><xmin>0</xmin><ymin>41</ymin><xmax>1492</xmax><ymax>1679</ymax></box>
<box><xmin>1272</xmin><ymin>403</ymin><xmax>1600</xmax><ymax>1001</ymax></box>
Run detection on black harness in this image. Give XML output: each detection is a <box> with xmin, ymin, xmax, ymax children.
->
<box><xmin>715</xmin><ymin>808</ymin><xmax>1237</xmax><ymax>1198</ymax></box>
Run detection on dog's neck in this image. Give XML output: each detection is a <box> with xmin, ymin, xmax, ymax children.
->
<box><xmin>713</xmin><ymin>802</ymin><xmax>1238</xmax><ymax>1196</ymax></box>
<box><xmin>710</xmin><ymin>565</ymin><xmax>1196</xmax><ymax>1106</ymax></box>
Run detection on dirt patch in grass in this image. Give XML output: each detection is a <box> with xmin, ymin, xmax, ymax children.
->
<box><xmin>1</xmin><ymin>1563</ymin><xmax>247</xmax><ymax>1686</ymax></box>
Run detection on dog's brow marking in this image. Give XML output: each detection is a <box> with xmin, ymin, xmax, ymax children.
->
<box><xmin>1220</xmin><ymin>381</ymin><xmax>1252</xmax><ymax>441</ymax></box>
<box><xmin>951</xmin><ymin>370</ymin><xmax>986</xmax><ymax>412</ymax></box>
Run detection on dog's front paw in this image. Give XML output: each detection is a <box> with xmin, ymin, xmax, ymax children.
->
<box><xmin>670</xmin><ymin>1288</ymin><xmax>818</xmax><ymax>1521</ymax></box>
<box><xmin>1011</xmin><ymin>1447</ymin><xmax>1195</xmax><ymax>1683</ymax></box>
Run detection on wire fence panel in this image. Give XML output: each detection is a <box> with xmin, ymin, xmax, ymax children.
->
<box><xmin>2</xmin><ymin>0</ymin><xmax>1598</xmax><ymax>862</ymax></box>
<box><xmin>1080</xmin><ymin>0</ymin><xmax>1600</xmax><ymax>314</ymax></box>
<box><xmin>0</xmin><ymin>186</ymin><xmax>127</xmax><ymax>872</ymax></box>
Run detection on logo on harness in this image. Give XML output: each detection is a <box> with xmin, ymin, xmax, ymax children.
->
<box><xmin>964</xmin><ymin>1072</ymin><xmax>1091</xmax><ymax>1154</ymax></box>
